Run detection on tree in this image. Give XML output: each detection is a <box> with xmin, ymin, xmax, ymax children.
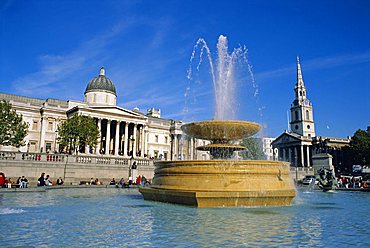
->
<box><xmin>349</xmin><ymin>128</ymin><xmax>370</xmax><ymax>166</ymax></box>
<box><xmin>57</xmin><ymin>114</ymin><xmax>99</xmax><ymax>154</ymax></box>
<box><xmin>0</xmin><ymin>100</ymin><xmax>29</xmax><ymax>147</ymax></box>
<box><xmin>240</xmin><ymin>138</ymin><xmax>265</xmax><ymax>160</ymax></box>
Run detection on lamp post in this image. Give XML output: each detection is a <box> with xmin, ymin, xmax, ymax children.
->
<box><xmin>54</xmin><ymin>127</ymin><xmax>58</xmax><ymax>153</ymax></box>
<box><xmin>27</xmin><ymin>142</ymin><xmax>30</xmax><ymax>153</ymax></box>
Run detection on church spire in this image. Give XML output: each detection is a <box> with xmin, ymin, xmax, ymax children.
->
<box><xmin>296</xmin><ymin>56</ymin><xmax>304</xmax><ymax>87</ymax></box>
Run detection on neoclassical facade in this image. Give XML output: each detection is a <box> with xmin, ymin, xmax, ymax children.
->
<box><xmin>0</xmin><ymin>67</ymin><xmax>209</xmax><ymax>161</ymax></box>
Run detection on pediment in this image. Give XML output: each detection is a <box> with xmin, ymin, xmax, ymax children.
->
<box><xmin>272</xmin><ymin>132</ymin><xmax>302</xmax><ymax>146</ymax></box>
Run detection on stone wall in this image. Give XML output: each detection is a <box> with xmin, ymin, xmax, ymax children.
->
<box><xmin>0</xmin><ymin>152</ymin><xmax>155</xmax><ymax>186</ymax></box>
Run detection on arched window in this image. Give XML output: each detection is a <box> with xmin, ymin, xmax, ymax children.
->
<box><xmin>299</xmin><ymin>91</ymin><xmax>302</xmax><ymax>96</ymax></box>
<box><xmin>295</xmin><ymin>111</ymin><xmax>299</xmax><ymax>121</ymax></box>
<box><xmin>306</xmin><ymin>110</ymin><xmax>309</xmax><ymax>120</ymax></box>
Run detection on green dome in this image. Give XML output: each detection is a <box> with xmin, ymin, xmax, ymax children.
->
<box><xmin>85</xmin><ymin>67</ymin><xmax>117</xmax><ymax>96</ymax></box>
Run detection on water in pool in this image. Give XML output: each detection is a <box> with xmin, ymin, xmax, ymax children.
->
<box><xmin>0</xmin><ymin>188</ymin><xmax>369</xmax><ymax>247</ymax></box>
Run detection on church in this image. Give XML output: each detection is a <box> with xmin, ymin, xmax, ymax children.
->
<box><xmin>0</xmin><ymin>67</ymin><xmax>209</xmax><ymax>161</ymax></box>
<box><xmin>272</xmin><ymin>58</ymin><xmax>351</xmax><ymax>172</ymax></box>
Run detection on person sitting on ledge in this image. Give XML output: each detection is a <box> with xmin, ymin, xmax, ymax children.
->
<box><xmin>45</xmin><ymin>175</ymin><xmax>53</xmax><ymax>186</ymax></box>
<box><xmin>57</xmin><ymin>177</ymin><xmax>64</xmax><ymax>185</ymax></box>
<box><xmin>110</xmin><ymin>178</ymin><xmax>116</xmax><ymax>185</ymax></box>
<box><xmin>38</xmin><ymin>172</ymin><xmax>45</xmax><ymax>186</ymax></box>
<box><xmin>95</xmin><ymin>178</ymin><xmax>102</xmax><ymax>185</ymax></box>
<box><xmin>20</xmin><ymin>176</ymin><xmax>28</xmax><ymax>188</ymax></box>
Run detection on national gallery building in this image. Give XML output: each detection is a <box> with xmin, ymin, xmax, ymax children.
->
<box><xmin>0</xmin><ymin>67</ymin><xmax>209</xmax><ymax>161</ymax></box>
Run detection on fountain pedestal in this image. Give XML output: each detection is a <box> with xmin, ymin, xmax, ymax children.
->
<box><xmin>140</xmin><ymin>120</ymin><xmax>296</xmax><ymax>207</ymax></box>
<box><xmin>140</xmin><ymin>160</ymin><xmax>295</xmax><ymax>207</ymax></box>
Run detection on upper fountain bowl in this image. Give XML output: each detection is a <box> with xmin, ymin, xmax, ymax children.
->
<box><xmin>181</xmin><ymin>120</ymin><xmax>261</xmax><ymax>142</ymax></box>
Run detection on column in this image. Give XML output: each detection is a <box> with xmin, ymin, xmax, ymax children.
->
<box><xmin>306</xmin><ymin>145</ymin><xmax>311</xmax><ymax>167</ymax></box>
<box><xmin>132</xmin><ymin>123</ymin><xmax>137</xmax><ymax>157</ymax></box>
<box><xmin>115</xmin><ymin>121</ymin><xmax>120</xmax><ymax>156</ymax></box>
<box><xmin>124</xmin><ymin>122</ymin><xmax>129</xmax><ymax>157</ymax></box>
<box><xmin>144</xmin><ymin>129</ymin><xmax>148</xmax><ymax>157</ymax></box>
<box><xmin>189</xmin><ymin>138</ymin><xmax>194</xmax><ymax>160</ymax></box>
<box><xmin>300</xmin><ymin>145</ymin><xmax>304</xmax><ymax>167</ymax></box>
<box><xmin>288</xmin><ymin>147</ymin><xmax>292</xmax><ymax>164</ymax></box>
<box><xmin>282</xmin><ymin>147</ymin><xmax>286</xmax><ymax>161</ymax></box>
<box><xmin>293</xmin><ymin>146</ymin><xmax>297</xmax><ymax>166</ymax></box>
<box><xmin>96</xmin><ymin>119</ymin><xmax>101</xmax><ymax>155</ymax></box>
<box><xmin>85</xmin><ymin>144</ymin><xmax>89</xmax><ymax>154</ymax></box>
<box><xmin>141</xmin><ymin>126</ymin><xmax>145</xmax><ymax>158</ymax></box>
<box><xmin>39</xmin><ymin>117</ymin><xmax>47</xmax><ymax>152</ymax></box>
<box><xmin>173</xmin><ymin>135</ymin><xmax>177</xmax><ymax>160</ymax></box>
<box><xmin>105</xmin><ymin>120</ymin><xmax>111</xmax><ymax>155</ymax></box>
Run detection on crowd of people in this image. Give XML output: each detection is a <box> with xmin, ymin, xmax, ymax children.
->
<box><xmin>337</xmin><ymin>175</ymin><xmax>368</xmax><ymax>189</ymax></box>
<box><xmin>0</xmin><ymin>172</ymin><xmax>29</xmax><ymax>188</ymax></box>
<box><xmin>109</xmin><ymin>175</ymin><xmax>149</xmax><ymax>188</ymax></box>
<box><xmin>2</xmin><ymin>171</ymin><xmax>150</xmax><ymax>189</ymax></box>
<box><xmin>37</xmin><ymin>172</ymin><xmax>64</xmax><ymax>186</ymax></box>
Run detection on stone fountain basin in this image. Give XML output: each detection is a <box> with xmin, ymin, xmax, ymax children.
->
<box><xmin>181</xmin><ymin>120</ymin><xmax>261</xmax><ymax>141</ymax></box>
<box><xmin>140</xmin><ymin>160</ymin><xmax>296</xmax><ymax>207</ymax></box>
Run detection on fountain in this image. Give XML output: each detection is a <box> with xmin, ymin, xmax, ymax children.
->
<box><xmin>139</xmin><ymin>36</ymin><xmax>296</xmax><ymax>207</ymax></box>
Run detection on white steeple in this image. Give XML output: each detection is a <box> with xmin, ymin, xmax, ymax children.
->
<box><xmin>290</xmin><ymin>57</ymin><xmax>315</xmax><ymax>138</ymax></box>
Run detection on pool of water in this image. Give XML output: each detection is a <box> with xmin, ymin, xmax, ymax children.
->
<box><xmin>0</xmin><ymin>188</ymin><xmax>369</xmax><ymax>247</ymax></box>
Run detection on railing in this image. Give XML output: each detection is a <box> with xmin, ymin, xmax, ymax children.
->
<box><xmin>290</xmin><ymin>167</ymin><xmax>314</xmax><ymax>172</ymax></box>
<box><xmin>0</xmin><ymin>151</ymin><xmax>16</xmax><ymax>160</ymax></box>
<box><xmin>0</xmin><ymin>151</ymin><xmax>154</xmax><ymax>167</ymax></box>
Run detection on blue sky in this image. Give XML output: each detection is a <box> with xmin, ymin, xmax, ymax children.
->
<box><xmin>1</xmin><ymin>0</ymin><xmax>369</xmax><ymax>138</ymax></box>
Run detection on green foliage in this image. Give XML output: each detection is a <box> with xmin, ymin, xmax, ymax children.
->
<box><xmin>0</xmin><ymin>100</ymin><xmax>29</xmax><ymax>147</ymax></box>
<box><xmin>349</xmin><ymin>128</ymin><xmax>370</xmax><ymax>166</ymax></box>
<box><xmin>240</xmin><ymin>138</ymin><xmax>265</xmax><ymax>160</ymax></box>
<box><xmin>57</xmin><ymin>114</ymin><xmax>99</xmax><ymax>154</ymax></box>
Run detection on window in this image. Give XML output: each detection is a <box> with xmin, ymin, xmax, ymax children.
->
<box><xmin>45</xmin><ymin>142</ymin><xmax>52</xmax><ymax>153</ymax></box>
<box><xmin>155</xmin><ymin>135</ymin><xmax>159</xmax><ymax>143</ymax></box>
<box><xmin>32</xmin><ymin>121</ymin><xmax>38</xmax><ymax>130</ymax></box>
<box><xmin>307</xmin><ymin>125</ymin><xmax>311</xmax><ymax>129</ymax></box>
<box><xmin>154</xmin><ymin>150</ymin><xmax>159</xmax><ymax>158</ymax></box>
<box><xmin>165</xmin><ymin>136</ymin><xmax>168</xmax><ymax>143</ymax></box>
<box><xmin>295</xmin><ymin>125</ymin><xmax>299</xmax><ymax>130</ymax></box>
<box><xmin>299</xmin><ymin>91</ymin><xmax>302</xmax><ymax>96</ymax></box>
<box><xmin>48</xmin><ymin>121</ymin><xmax>53</xmax><ymax>131</ymax></box>
<box><xmin>306</xmin><ymin>110</ymin><xmax>310</xmax><ymax>120</ymax></box>
<box><xmin>295</xmin><ymin>111</ymin><xmax>299</xmax><ymax>121</ymax></box>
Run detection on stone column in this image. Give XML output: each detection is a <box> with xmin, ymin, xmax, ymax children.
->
<box><xmin>288</xmin><ymin>147</ymin><xmax>292</xmax><ymax>164</ymax></box>
<box><xmin>96</xmin><ymin>118</ymin><xmax>102</xmax><ymax>155</ymax></box>
<box><xmin>105</xmin><ymin>120</ymin><xmax>111</xmax><ymax>155</ymax></box>
<box><xmin>115</xmin><ymin>121</ymin><xmax>120</xmax><ymax>156</ymax></box>
<box><xmin>173</xmin><ymin>135</ymin><xmax>177</xmax><ymax>160</ymax></box>
<box><xmin>144</xmin><ymin>128</ymin><xmax>148</xmax><ymax>157</ymax></box>
<box><xmin>124</xmin><ymin>122</ymin><xmax>129</xmax><ymax>157</ymax></box>
<box><xmin>294</xmin><ymin>146</ymin><xmax>298</xmax><ymax>166</ymax></box>
<box><xmin>306</xmin><ymin>145</ymin><xmax>311</xmax><ymax>167</ymax></box>
<box><xmin>282</xmin><ymin>147</ymin><xmax>286</xmax><ymax>161</ymax></box>
<box><xmin>132</xmin><ymin>123</ymin><xmax>137</xmax><ymax>157</ymax></box>
<box><xmin>141</xmin><ymin>126</ymin><xmax>145</xmax><ymax>158</ymax></box>
<box><xmin>39</xmin><ymin>116</ymin><xmax>47</xmax><ymax>152</ymax></box>
<box><xmin>190</xmin><ymin>139</ymin><xmax>194</xmax><ymax>159</ymax></box>
<box><xmin>300</xmin><ymin>145</ymin><xmax>304</xmax><ymax>167</ymax></box>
